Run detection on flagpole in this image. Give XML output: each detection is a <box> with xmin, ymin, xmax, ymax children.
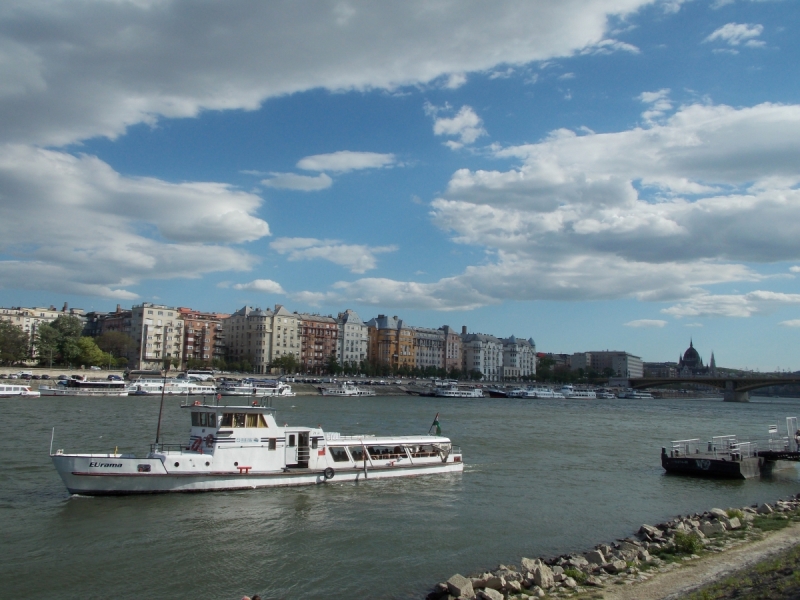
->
<box><xmin>428</xmin><ymin>412</ymin><xmax>440</xmax><ymax>435</ymax></box>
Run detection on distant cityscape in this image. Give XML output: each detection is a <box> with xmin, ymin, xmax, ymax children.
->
<box><xmin>0</xmin><ymin>300</ymin><xmax>754</xmax><ymax>381</ymax></box>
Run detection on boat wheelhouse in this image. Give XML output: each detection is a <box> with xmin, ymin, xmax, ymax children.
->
<box><xmin>434</xmin><ymin>384</ymin><xmax>483</xmax><ymax>398</ymax></box>
<box><xmin>39</xmin><ymin>377</ymin><xmax>128</xmax><ymax>397</ymax></box>
<box><xmin>0</xmin><ymin>384</ymin><xmax>40</xmax><ymax>398</ymax></box>
<box><xmin>321</xmin><ymin>382</ymin><xmax>375</xmax><ymax>397</ymax></box>
<box><xmin>50</xmin><ymin>400</ymin><xmax>463</xmax><ymax>495</ymax></box>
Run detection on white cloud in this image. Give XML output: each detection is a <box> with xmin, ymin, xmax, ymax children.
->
<box><xmin>580</xmin><ymin>39</ymin><xmax>640</xmax><ymax>55</ymax></box>
<box><xmin>639</xmin><ymin>88</ymin><xmax>673</xmax><ymax>122</ymax></box>
<box><xmin>791</xmin><ymin>266</ymin><xmax>800</xmax><ymax>273</ymax></box>
<box><xmin>684</xmin><ymin>323</ymin><xmax>704</xmax><ymax>327</ymax></box>
<box><xmin>232</xmin><ymin>279</ymin><xmax>286</xmax><ymax>294</ymax></box>
<box><xmin>296</xmin><ymin>151</ymin><xmax>396</xmax><ymax>173</ymax></box>
<box><xmin>705</xmin><ymin>23</ymin><xmax>764</xmax><ymax>46</ymax></box>
<box><xmin>270</xmin><ymin>238</ymin><xmax>397</xmax><ymax>273</ymax></box>
<box><xmin>444</xmin><ymin>73</ymin><xmax>467</xmax><ymax>89</ymax></box>
<box><xmin>780</xmin><ymin>319</ymin><xmax>800</xmax><ymax>328</ymax></box>
<box><xmin>558</xmin><ymin>73</ymin><xmax>576</xmax><ymax>80</ymax></box>
<box><xmin>662</xmin><ymin>291</ymin><xmax>800</xmax><ymax>318</ymax></box>
<box><xmin>261</xmin><ymin>172</ymin><xmax>333</xmax><ymax>191</ymax></box>
<box><xmin>0</xmin><ymin>0</ymin><xmax>657</xmax><ymax>148</ymax></box>
<box><xmin>0</xmin><ymin>145</ymin><xmax>268</xmax><ymax>298</ymax></box>
<box><xmin>430</xmin><ymin>105</ymin><xmax>487</xmax><ymax>148</ymax></box>
<box><xmin>624</xmin><ymin>319</ymin><xmax>668</xmax><ymax>327</ymax></box>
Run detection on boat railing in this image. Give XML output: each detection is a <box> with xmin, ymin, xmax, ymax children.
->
<box><xmin>297</xmin><ymin>447</ymin><xmax>310</xmax><ymax>462</ymax></box>
<box><xmin>149</xmin><ymin>442</ymin><xmax>188</xmax><ymax>454</ymax></box>
<box><xmin>730</xmin><ymin>441</ymin><xmax>757</xmax><ymax>459</ymax></box>
<box><xmin>670</xmin><ymin>438</ymin><xmax>701</xmax><ymax>456</ymax></box>
<box><xmin>765</xmin><ymin>436</ymin><xmax>790</xmax><ymax>451</ymax></box>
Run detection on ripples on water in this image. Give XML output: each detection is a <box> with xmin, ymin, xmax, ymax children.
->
<box><xmin>1</xmin><ymin>394</ymin><xmax>799</xmax><ymax>598</ymax></box>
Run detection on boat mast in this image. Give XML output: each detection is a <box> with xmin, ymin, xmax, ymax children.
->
<box><xmin>155</xmin><ymin>360</ymin><xmax>169</xmax><ymax>445</ymax></box>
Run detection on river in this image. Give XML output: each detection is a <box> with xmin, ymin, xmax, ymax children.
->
<box><xmin>1</xmin><ymin>394</ymin><xmax>799</xmax><ymax>599</ymax></box>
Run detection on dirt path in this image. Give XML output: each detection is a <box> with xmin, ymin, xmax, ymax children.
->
<box><xmin>600</xmin><ymin>523</ymin><xmax>800</xmax><ymax>600</ymax></box>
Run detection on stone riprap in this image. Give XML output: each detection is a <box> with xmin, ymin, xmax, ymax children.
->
<box><xmin>427</xmin><ymin>493</ymin><xmax>800</xmax><ymax>600</ymax></box>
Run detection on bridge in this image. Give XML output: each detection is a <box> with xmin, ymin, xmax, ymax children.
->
<box><xmin>625</xmin><ymin>377</ymin><xmax>800</xmax><ymax>402</ymax></box>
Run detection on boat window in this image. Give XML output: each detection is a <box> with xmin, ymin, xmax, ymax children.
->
<box><xmin>234</xmin><ymin>413</ymin><xmax>246</xmax><ymax>428</ymax></box>
<box><xmin>367</xmin><ymin>445</ymin><xmax>404</xmax><ymax>459</ymax></box>
<box><xmin>245</xmin><ymin>413</ymin><xmax>259</xmax><ymax>428</ymax></box>
<box><xmin>207</xmin><ymin>413</ymin><xmax>217</xmax><ymax>428</ymax></box>
<box><xmin>311</xmin><ymin>438</ymin><xmax>318</xmax><ymax>449</ymax></box>
<box><xmin>288</xmin><ymin>434</ymin><xmax>296</xmax><ymax>447</ymax></box>
<box><xmin>191</xmin><ymin>412</ymin><xmax>201</xmax><ymax>426</ymax></box>
<box><xmin>349</xmin><ymin>446</ymin><xmax>365</xmax><ymax>462</ymax></box>
<box><xmin>258</xmin><ymin>414</ymin><xmax>268</xmax><ymax>428</ymax></box>
<box><xmin>268</xmin><ymin>438</ymin><xmax>276</xmax><ymax>450</ymax></box>
<box><xmin>221</xmin><ymin>413</ymin><xmax>233</xmax><ymax>427</ymax></box>
<box><xmin>330</xmin><ymin>447</ymin><xmax>350</xmax><ymax>462</ymax></box>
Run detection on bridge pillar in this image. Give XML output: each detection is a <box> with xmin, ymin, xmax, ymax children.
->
<box><xmin>723</xmin><ymin>380</ymin><xmax>749</xmax><ymax>402</ymax></box>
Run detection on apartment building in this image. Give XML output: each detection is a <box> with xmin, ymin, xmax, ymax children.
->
<box><xmin>271</xmin><ymin>305</ymin><xmax>300</xmax><ymax>364</ymax></box>
<box><xmin>224</xmin><ymin>306</ymin><xmax>273</xmax><ymax>374</ymax></box>
<box><xmin>501</xmin><ymin>336</ymin><xmax>537</xmax><ymax>380</ymax></box>
<box><xmin>130</xmin><ymin>303</ymin><xmax>183</xmax><ymax>370</ymax></box>
<box><xmin>411</xmin><ymin>326</ymin><xmax>445</xmax><ymax>371</ymax></box>
<box><xmin>178</xmin><ymin>307</ymin><xmax>228</xmax><ymax>366</ymax></box>
<box><xmin>461</xmin><ymin>327</ymin><xmax>503</xmax><ymax>381</ymax></box>
<box><xmin>298</xmin><ymin>313</ymin><xmax>338</xmax><ymax>373</ymax></box>
<box><xmin>366</xmin><ymin>314</ymin><xmax>415</xmax><ymax>370</ymax></box>
<box><xmin>571</xmin><ymin>351</ymin><xmax>644</xmax><ymax>378</ymax></box>
<box><xmin>439</xmin><ymin>325</ymin><xmax>463</xmax><ymax>374</ymax></box>
<box><xmin>337</xmin><ymin>309</ymin><xmax>368</xmax><ymax>367</ymax></box>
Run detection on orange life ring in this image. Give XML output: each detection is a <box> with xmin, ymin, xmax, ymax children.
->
<box><xmin>190</xmin><ymin>437</ymin><xmax>202</xmax><ymax>452</ymax></box>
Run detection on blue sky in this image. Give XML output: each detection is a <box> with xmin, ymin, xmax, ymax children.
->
<box><xmin>1</xmin><ymin>0</ymin><xmax>799</xmax><ymax>370</ymax></box>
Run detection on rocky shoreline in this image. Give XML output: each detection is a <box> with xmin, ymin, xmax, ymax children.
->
<box><xmin>427</xmin><ymin>493</ymin><xmax>800</xmax><ymax>600</ymax></box>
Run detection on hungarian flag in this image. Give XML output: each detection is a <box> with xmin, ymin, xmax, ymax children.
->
<box><xmin>430</xmin><ymin>413</ymin><xmax>441</xmax><ymax>436</ymax></box>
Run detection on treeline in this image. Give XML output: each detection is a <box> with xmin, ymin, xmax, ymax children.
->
<box><xmin>0</xmin><ymin>315</ymin><xmax>135</xmax><ymax>368</ymax></box>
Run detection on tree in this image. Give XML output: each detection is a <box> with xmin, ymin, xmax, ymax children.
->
<box><xmin>325</xmin><ymin>354</ymin><xmax>341</xmax><ymax>375</ymax></box>
<box><xmin>96</xmin><ymin>331</ymin><xmax>135</xmax><ymax>358</ymax></box>
<box><xmin>271</xmin><ymin>354</ymin><xmax>298</xmax><ymax>374</ymax></box>
<box><xmin>0</xmin><ymin>321</ymin><xmax>30</xmax><ymax>365</ymax></box>
<box><xmin>36</xmin><ymin>324</ymin><xmax>59</xmax><ymax>366</ymax></box>
<box><xmin>77</xmin><ymin>337</ymin><xmax>108</xmax><ymax>367</ymax></box>
<box><xmin>36</xmin><ymin>315</ymin><xmax>84</xmax><ymax>366</ymax></box>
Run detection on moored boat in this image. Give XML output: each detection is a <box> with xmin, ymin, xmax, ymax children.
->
<box><xmin>127</xmin><ymin>377</ymin><xmax>217</xmax><ymax>396</ymax></box>
<box><xmin>50</xmin><ymin>400</ymin><xmax>463</xmax><ymax>495</ymax></box>
<box><xmin>560</xmin><ymin>385</ymin><xmax>596</xmax><ymax>399</ymax></box>
<box><xmin>434</xmin><ymin>383</ymin><xmax>483</xmax><ymax>398</ymax></box>
<box><xmin>321</xmin><ymin>382</ymin><xmax>375</xmax><ymax>397</ymax></box>
<box><xmin>0</xmin><ymin>384</ymin><xmax>41</xmax><ymax>398</ymax></box>
<box><xmin>40</xmin><ymin>377</ymin><xmax>128</xmax><ymax>397</ymax></box>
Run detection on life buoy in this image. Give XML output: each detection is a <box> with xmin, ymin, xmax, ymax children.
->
<box><xmin>190</xmin><ymin>437</ymin><xmax>202</xmax><ymax>452</ymax></box>
<box><xmin>204</xmin><ymin>434</ymin><xmax>214</xmax><ymax>448</ymax></box>
<box><xmin>323</xmin><ymin>467</ymin><xmax>335</xmax><ymax>480</ymax></box>
<box><xmin>193</xmin><ymin>400</ymin><xmax>201</xmax><ymax>406</ymax></box>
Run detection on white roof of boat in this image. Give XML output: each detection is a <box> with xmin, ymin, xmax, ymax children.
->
<box><xmin>326</xmin><ymin>435</ymin><xmax>452</xmax><ymax>444</ymax></box>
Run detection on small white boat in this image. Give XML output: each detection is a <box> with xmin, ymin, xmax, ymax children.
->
<box><xmin>618</xmin><ymin>390</ymin><xmax>654</xmax><ymax>399</ymax></box>
<box><xmin>50</xmin><ymin>401</ymin><xmax>463</xmax><ymax>495</ymax></box>
<box><xmin>0</xmin><ymin>384</ymin><xmax>40</xmax><ymax>398</ymax></box>
<box><xmin>128</xmin><ymin>378</ymin><xmax>217</xmax><ymax>396</ymax></box>
<box><xmin>434</xmin><ymin>384</ymin><xmax>483</xmax><ymax>398</ymax></box>
<box><xmin>560</xmin><ymin>385</ymin><xmax>596</xmax><ymax>399</ymax></box>
<box><xmin>40</xmin><ymin>377</ymin><xmax>128</xmax><ymax>397</ymax></box>
<box><xmin>321</xmin><ymin>382</ymin><xmax>375</xmax><ymax>397</ymax></box>
<box><xmin>595</xmin><ymin>390</ymin><xmax>617</xmax><ymax>399</ymax></box>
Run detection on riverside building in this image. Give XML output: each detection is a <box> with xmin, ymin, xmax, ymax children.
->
<box><xmin>461</xmin><ymin>328</ymin><xmax>503</xmax><ymax>381</ymax></box>
<box><xmin>223</xmin><ymin>306</ymin><xmax>273</xmax><ymax>374</ymax></box>
<box><xmin>297</xmin><ymin>313</ymin><xmax>338</xmax><ymax>374</ymax></box>
<box><xmin>411</xmin><ymin>326</ymin><xmax>446</xmax><ymax>372</ymax></box>
<box><xmin>178</xmin><ymin>307</ymin><xmax>228</xmax><ymax>367</ymax></box>
<box><xmin>501</xmin><ymin>336</ymin><xmax>537</xmax><ymax>380</ymax></box>
<box><xmin>337</xmin><ymin>309</ymin><xmax>368</xmax><ymax>368</ymax></box>
<box><xmin>130</xmin><ymin>303</ymin><xmax>183</xmax><ymax>370</ymax></box>
<box><xmin>366</xmin><ymin>314</ymin><xmax>415</xmax><ymax>371</ymax></box>
<box><xmin>0</xmin><ymin>303</ymin><xmax>85</xmax><ymax>358</ymax></box>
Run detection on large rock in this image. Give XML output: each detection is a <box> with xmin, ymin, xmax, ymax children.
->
<box><xmin>727</xmin><ymin>517</ymin><xmax>742</xmax><ymax>530</ymax></box>
<box><xmin>584</xmin><ymin>550</ymin><xmax>606</xmax><ymax>565</ymax></box>
<box><xmin>603</xmin><ymin>560</ymin><xmax>628</xmax><ymax>574</ymax></box>
<box><xmin>520</xmin><ymin>557</ymin><xmax>541</xmax><ymax>572</ymax></box>
<box><xmin>567</xmin><ymin>555</ymin><xmax>589</xmax><ymax>568</ymax></box>
<box><xmin>563</xmin><ymin>577</ymin><xmax>578</xmax><ymax>589</ymax></box>
<box><xmin>585</xmin><ymin>576</ymin><xmax>604</xmax><ymax>588</ymax></box>
<box><xmin>709</xmin><ymin>508</ymin><xmax>728</xmax><ymax>519</ymax></box>
<box><xmin>477</xmin><ymin>589</ymin><xmax>503</xmax><ymax>600</ymax></box>
<box><xmin>700</xmin><ymin>521</ymin><xmax>726</xmax><ymax>536</ymax></box>
<box><xmin>483</xmin><ymin>577</ymin><xmax>504</xmax><ymax>591</ymax></box>
<box><xmin>532</xmin><ymin>565</ymin><xmax>555</xmax><ymax>589</ymax></box>
<box><xmin>447</xmin><ymin>574</ymin><xmax>475</xmax><ymax>599</ymax></box>
<box><xmin>506</xmin><ymin>580</ymin><xmax>522</xmax><ymax>593</ymax></box>
<box><xmin>758</xmin><ymin>503</ymin><xmax>774</xmax><ymax>514</ymax></box>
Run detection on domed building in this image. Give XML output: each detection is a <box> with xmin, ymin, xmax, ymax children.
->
<box><xmin>677</xmin><ymin>340</ymin><xmax>716</xmax><ymax>377</ymax></box>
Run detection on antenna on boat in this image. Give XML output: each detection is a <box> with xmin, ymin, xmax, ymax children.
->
<box><xmin>155</xmin><ymin>359</ymin><xmax>169</xmax><ymax>445</ymax></box>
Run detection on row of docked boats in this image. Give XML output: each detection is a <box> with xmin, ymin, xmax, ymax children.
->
<box><xmin>486</xmin><ymin>384</ymin><xmax>653</xmax><ymax>400</ymax></box>
<box><xmin>5</xmin><ymin>375</ymin><xmax>297</xmax><ymax>398</ymax></box>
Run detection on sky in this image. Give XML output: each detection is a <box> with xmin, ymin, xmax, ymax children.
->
<box><xmin>0</xmin><ymin>0</ymin><xmax>799</xmax><ymax>371</ymax></box>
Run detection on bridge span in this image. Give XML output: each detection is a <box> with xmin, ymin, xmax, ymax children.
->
<box><xmin>624</xmin><ymin>377</ymin><xmax>800</xmax><ymax>402</ymax></box>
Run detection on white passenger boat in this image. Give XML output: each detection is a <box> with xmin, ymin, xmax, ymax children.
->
<box><xmin>507</xmin><ymin>385</ymin><xmax>563</xmax><ymax>399</ymax></box>
<box><xmin>218</xmin><ymin>380</ymin><xmax>296</xmax><ymax>397</ymax></box>
<box><xmin>434</xmin><ymin>384</ymin><xmax>483</xmax><ymax>398</ymax></box>
<box><xmin>128</xmin><ymin>377</ymin><xmax>217</xmax><ymax>396</ymax></box>
<box><xmin>0</xmin><ymin>384</ymin><xmax>41</xmax><ymax>398</ymax></box>
<box><xmin>560</xmin><ymin>385</ymin><xmax>596</xmax><ymax>399</ymax></box>
<box><xmin>50</xmin><ymin>400</ymin><xmax>463</xmax><ymax>495</ymax></box>
<box><xmin>321</xmin><ymin>382</ymin><xmax>375</xmax><ymax>397</ymax></box>
<box><xmin>618</xmin><ymin>390</ymin><xmax>654</xmax><ymax>399</ymax></box>
<box><xmin>39</xmin><ymin>377</ymin><xmax>128</xmax><ymax>397</ymax></box>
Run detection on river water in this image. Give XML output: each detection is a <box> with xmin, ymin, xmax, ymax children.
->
<box><xmin>2</xmin><ymin>394</ymin><xmax>799</xmax><ymax>599</ymax></box>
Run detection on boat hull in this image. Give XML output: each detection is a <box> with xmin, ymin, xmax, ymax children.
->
<box><xmin>51</xmin><ymin>453</ymin><xmax>463</xmax><ymax>495</ymax></box>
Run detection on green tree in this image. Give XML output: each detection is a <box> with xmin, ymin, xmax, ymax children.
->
<box><xmin>36</xmin><ymin>315</ymin><xmax>84</xmax><ymax>366</ymax></box>
<box><xmin>271</xmin><ymin>354</ymin><xmax>298</xmax><ymax>374</ymax></box>
<box><xmin>96</xmin><ymin>331</ymin><xmax>135</xmax><ymax>358</ymax></box>
<box><xmin>36</xmin><ymin>324</ymin><xmax>60</xmax><ymax>366</ymax></box>
<box><xmin>469</xmin><ymin>369</ymin><xmax>483</xmax><ymax>381</ymax></box>
<box><xmin>325</xmin><ymin>354</ymin><xmax>341</xmax><ymax>375</ymax></box>
<box><xmin>0</xmin><ymin>321</ymin><xmax>30</xmax><ymax>365</ymax></box>
<box><xmin>77</xmin><ymin>337</ymin><xmax>108</xmax><ymax>367</ymax></box>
